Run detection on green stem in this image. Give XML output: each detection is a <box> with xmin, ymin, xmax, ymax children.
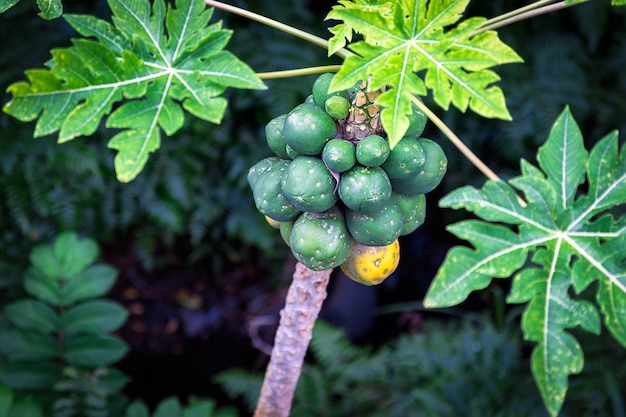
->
<box><xmin>257</xmin><ymin>65</ymin><xmax>343</xmax><ymax>80</ymax></box>
<box><xmin>474</xmin><ymin>1</ymin><xmax>583</xmax><ymax>35</ymax></box>
<box><xmin>204</xmin><ymin>0</ymin><xmax>352</xmax><ymax>60</ymax></box>
<box><xmin>410</xmin><ymin>97</ymin><xmax>527</xmax><ymax>206</ymax></box>
<box><xmin>410</xmin><ymin>97</ymin><xmax>502</xmax><ymax>183</ymax></box>
<box><xmin>480</xmin><ymin>0</ymin><xmax>558</xmax><ymax>27</ymax></box>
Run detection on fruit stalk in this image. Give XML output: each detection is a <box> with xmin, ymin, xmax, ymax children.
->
<box><xmin>253</xmin><ymin>262</ymin><xmax>332</xmax><ymax>417</ymax></box>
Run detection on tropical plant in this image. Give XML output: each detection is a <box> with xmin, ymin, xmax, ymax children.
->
<box><xmin>0</xmin><ymin>382</ymin><xmax>240</xmax><ymax>417</ymax></box>
<box><xmin>1</xmin><ymin>0</ymin><xmax>625</xmax><ymax>416</ymax></box>
<box><xmin>218</xmin><ymin>318</ymin><xmax>626</xmax><ymax>417</ymax></box>
<box><xmin>0</xmin><ymin>232</ymin><xmax>129</xmax><ymax>416</ymax></box>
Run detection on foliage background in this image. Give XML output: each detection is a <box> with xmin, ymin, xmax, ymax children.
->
<box><xmin>1</xmin><ymin>0</ymin><xmax>626</xmax><ymax>414</ymax></box>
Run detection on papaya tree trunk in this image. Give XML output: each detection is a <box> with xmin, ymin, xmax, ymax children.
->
<box><xmin>253</xmin><ymin>262</ymin><xmax>332</xmax><ymax>417</ymax></box>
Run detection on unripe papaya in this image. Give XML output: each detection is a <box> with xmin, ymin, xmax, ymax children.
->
<box><xmin>345</xmin><ymin>200</ymin><xmax>403</xmax><ymax>246</ymax></box>
<box><xmin>281</xmin><ymin>156</ymin><xmax>338</xmax><ymax>213</ymax></box>
<box><xmin>283</xmin><ymin>103</ymin><xmax>337</xmax><ymax>155</ymax></box>
<box><xmin>390</xmin><ymin>139</ymin><xmax>447</xmax><ymax>194</ymax></box>
<box><xmin>252</xmin><ymin>160</ymin><xmax>301</xmax><ymax>222</ymax></box>
<box><xmin>290</xmin><ymin>207</ymin><xmax>354</xmax><ymax>271</ymax></box>
<box><xmin>338</xmin><ymin>165</ymin><xmax>392</xmax><ymax>214</ymax></box>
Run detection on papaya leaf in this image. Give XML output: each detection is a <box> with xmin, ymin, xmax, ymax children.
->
<box><xmin>424</xmin><ymin>107</ymin><xmax>626</xmax><ymax>416</ymax></box>
<box><xmin>0</xmin><ymin>0</ymin><xmax>62</xmax><ymax>19</ymax></box>
<box><xmin>325</xmin><ymin>0</ymin><xmax>393</xmax><ymax>56</ymax></box>
<box><xmin>0</xmin><ymin>0</ymin><xmax>20</xmax><ymax>13</ymax></box>
<box><xmin>3</xmin><ymin>0</ymin><xmax>266</xmax><ymax>182</ymax></box>
<box><xmin>36</xmin><ymin>0</ymin><xmax>62</xmax><ymax>19</ymax></box>
<box><xmin>326</xmin><ymin>0</ymin><xmax>522</xmax><ymax>148</ymax></box>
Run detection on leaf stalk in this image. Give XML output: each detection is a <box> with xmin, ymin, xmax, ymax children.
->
<box><xmin>204</xmin><ymin>0</ymin><xmax>352</xmax><ymax>60</ymax></box>
<box><xmin>411</xmin><ymin>97</ymin><xmax>528</xmax><ymax>206</ymax></box>
<box><xmin>474</xmin><ymin>1</ymin><xmax>583</xmax><ymax>35</ymax></box>
<box><xmin>257</xmin><ymin>65</ymin><xmax>343</xmax><ymax>80</ymax></box>
<box><xmin>410</xmin><ymin>97</ymin><xmax>502</xmax><ymax>183</ymax></box>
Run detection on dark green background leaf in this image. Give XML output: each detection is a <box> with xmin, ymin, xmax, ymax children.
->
<box><xmin>63</xmin><ymin>335</ymin><xmax>128</xmax><ymax>367</ymax></box>
<box><xmin>61</xmin><ymin>264</ymin><xmax>118</xmax><ymax>306</ymax></box>
<box><xmin>3</xmin><ymin>300</ymin><xmax>58</xmax><ymax>333</ymax></box>
<box><xmin>60</xmin><ymin>300</ymin><xmax>128</xmax><ymax>335</ymax></box>
<box><xmin>0</xmin><ymin>329</ymin><xmax>58</xmax><ymax>361</ymax></box>
<box><xmin>0</xmin><ymin>362</ymin><xmax>62</xmax><ymax>390</ymax></box>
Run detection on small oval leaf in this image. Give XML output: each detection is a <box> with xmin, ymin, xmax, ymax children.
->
<box><xmin>0</xmin><ymin>330</ymin><xmax>58</xmax><ymax>361</ymax></box>
<box><xmin>61</xmin><ymin>264</ymin><xmax>118</xmax><ymax>306</ymax></box>
<box><xmin>4</xmin><ymin>300</ymin><xmax>58</xmax><ymax>333</ymax></box>
<box><xmin>63</xmin><ymin>335</ymin><xmax>128</xmax><ymax>367</ymax></box>
<box><xmin>0</xmin><ymin>361</ymin><xmax>62</xmax><ymax>390</ymax></box>
<box><xmin>60</xmin><ymin>300</ymin><xmax>128</xmax><ymax>335</ymax></box>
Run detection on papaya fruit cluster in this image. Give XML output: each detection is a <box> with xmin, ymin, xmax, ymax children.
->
<box><xmin>248</xmin><ymin>74</ymin><xmax>447</xmax><ymax>285</ymax></box>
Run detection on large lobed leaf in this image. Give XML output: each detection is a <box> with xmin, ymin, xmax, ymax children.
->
<box><xmin>424</xmin><ymin>107</ymin><xmax>626</xmax><ymax>416</ymax></box>
<box><xmin>326</xmin><ymin>0</ymin><xmax>522</xmax><ymax>148</ymax></box>
<box><xmin>3</xmin><ymin>0</ymin><xmax>265</xmax><ymax>182</ymax></box>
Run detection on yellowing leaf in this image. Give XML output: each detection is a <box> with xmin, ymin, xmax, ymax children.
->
<box><xmin>326</xmin><ymin>0</ymin><xmax>522</xmax><ymax>148</ymax></box>
<box><xmin>3</xmin><ymin>0</ymin><xmax>266</xmax><ymax>182</ymax></box>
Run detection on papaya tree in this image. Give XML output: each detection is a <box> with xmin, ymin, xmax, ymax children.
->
<box><xmin>1</xmin><ymin>1</ymin><xmax>626</xmax><ymax>416</ymax></box>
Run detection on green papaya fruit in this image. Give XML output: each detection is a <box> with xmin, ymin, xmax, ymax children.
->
<box><xmin>345</xmin><ymin>200</ymin><xmax>403</xmax><ymax>246</ymax></box>
<box><xmin>405</xmin><ymin>104</ymin><xmax>428</xmax><ymax>138</ymax></box>
<box><xmin>381</xmin><ymin>136</ymin><xmax>426</xmax><ymax>179</ymax></box>
<box><xmin>265</xmin><ymin>114</ymin><xmax>290</xmax><ymax>159</ymax></box>
<box><xmin>290</xmin><ymin>207</ymin><xmax>354</xmax><ymax>271</ymax></box>
<box><xmin>281</xmin><ymin>156</ymin><xmax>338</xmax><ymax>212</ymax></box>
<box><xmin>252</xmin><ymin>160</ymin><xmax>301</xmax><ymax>221</ymax></box>
<box><xmin>322</xmin><ymin>138</ymin><xmax>356</xmax><ymax>173</ymax></box>
<box><xmin>285</xmin><ymin>144</ymin><xmax>301</xmax><ymax>160</ymax></box>
<box><xmin>390</xmin><ymin>139</ymin><xmax>447</xmax><ymax>195</ymax></box>
<box><xmin>312</xmin><ymin>73</ymin><xmax>349</xmax><ymax>108</ymax></box>
<box><xmin>392</xmin><ymin>192</ymin><xmax>426</xmax><ymax>235</ymax></box>
<box><xmin>356</xmin><ymin>134</ymin><xmax>390</xmax><ymax>167</ymax></box>
<box><xmin>283</xmin><ymin>103</ymin><xmax>337</xmax><ymax>155</ymax></box>
<box><xmin>280</xmin><ymin>219</ymin><xmax>295</xmax><ymax>247</ymax></box>
<box><xmin>247</xmin><ymin>157</ymin><xmax>282</xmax><ymax>190</ymax></box>
<box><xmin>338</xmin><ymin>165</ymin><xmax>392</xmax><ymax>214</ymax></box>
<box><xmin>325</xmin><ymin>95</ymin><xmax>350</xmax><ymax>120</ymax></box>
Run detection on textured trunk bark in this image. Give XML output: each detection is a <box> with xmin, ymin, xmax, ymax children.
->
<box><xmin>253</xmin><ymin>262</ymin><xmax>332</xmax><ymax>417</ymax></box>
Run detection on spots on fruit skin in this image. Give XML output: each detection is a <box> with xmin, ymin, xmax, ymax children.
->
<box><xmin>340</xmin><ymin>240</ymin><xmax>400</xmax><ymax>286</ymax></box>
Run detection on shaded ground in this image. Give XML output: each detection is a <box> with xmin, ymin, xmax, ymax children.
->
<box><xmin>104</xmin><ymin>199</ymin><xmax>462</xmax><ymax>409</ymax></box>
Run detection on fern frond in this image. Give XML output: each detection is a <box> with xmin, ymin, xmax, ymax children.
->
<box><xmin>213</xmin><ymin>369</ymin><xmax>262</xmax><ymax>414</ymax></box>
<box><xmin>309</xmin><ymin>320</ymin><xmax>365</xmax><ymax>368</ymax></box>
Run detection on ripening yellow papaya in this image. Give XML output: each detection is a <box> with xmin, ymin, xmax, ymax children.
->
<box><xmin>340</xmin><ymin>239</ymin><xmax>400</xmax><ymax>286</ymax></box>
